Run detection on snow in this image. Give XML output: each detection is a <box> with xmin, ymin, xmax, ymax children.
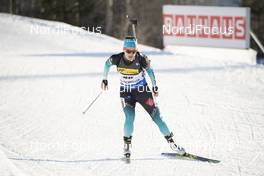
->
<box><xmin>0</xmin><ymin>13</ymin><xmax>264</xmax><ymax>176</ymax></box>
<box><xmin>0</xmin><ymin>146</ymin><xmax>27</xmax><ymax>176</ymax></box>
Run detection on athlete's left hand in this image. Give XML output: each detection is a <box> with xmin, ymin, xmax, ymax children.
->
<box><xmin>152</xmin><ymin>86</ymin><xmax>159</xmax><ymax>97</ymax></box>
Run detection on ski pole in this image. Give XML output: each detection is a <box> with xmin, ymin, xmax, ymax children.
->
<box><xmin>82</xmin><ymin>91</ymin><xmax>103</xmax><ymax>114</ymax></box>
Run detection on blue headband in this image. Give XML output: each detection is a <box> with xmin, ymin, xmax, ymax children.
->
<box><xmin>123</xmin><ymin>38</ymin><xmax>137</xmax><ymax>49</ymax></box>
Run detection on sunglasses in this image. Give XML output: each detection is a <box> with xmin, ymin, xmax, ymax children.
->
<box><xmin>125</xmin><ymin>49</ymin><xmax>137</xmax><ymax>54</ymax></box>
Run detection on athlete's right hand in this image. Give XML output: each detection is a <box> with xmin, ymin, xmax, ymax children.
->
<box><xmin>101</xmin><ymin>79</ymin><xmax>108</xmax><ymax>90</ymax></box>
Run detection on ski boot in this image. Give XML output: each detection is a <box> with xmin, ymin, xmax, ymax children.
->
<box><xmin>165</xmin><ymin>132</ymin><xmax>186</xmax><ymax>155</ymax></box>
<box><xmin>123</xmin><ymin>136</ymin><xmax>132</xmax><ymax>159</ymax></box>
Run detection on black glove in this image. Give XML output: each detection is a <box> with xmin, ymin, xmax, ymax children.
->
<box><xmin>152</xmin><ymin>86</ymin><xmax>158</xmax><ymax>96</ymax></box>
<box><xmin>101</xmin><ymin>79</ymin><xmax>108</xmax><ymax>90</ymax></box>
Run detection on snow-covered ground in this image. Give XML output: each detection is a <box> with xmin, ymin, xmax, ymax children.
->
<box><xmin>0</xmin><ymin>13</ymin><xmax>264</xmax><ymax>176</ymax></box>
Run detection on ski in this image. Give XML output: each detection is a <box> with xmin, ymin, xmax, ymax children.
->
<box><xmin>161</xmin><ymin>152</ymin><xmax>220</xmax><ymax>163</ymax></box>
